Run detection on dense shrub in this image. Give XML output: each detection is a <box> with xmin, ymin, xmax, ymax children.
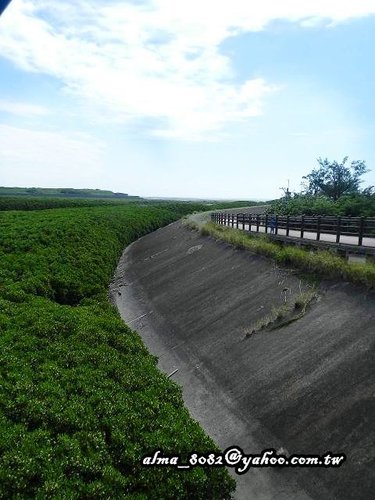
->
<box><xmin>269</xmin><ymin>193</ymin><xmax>375</xmax><ymax>217</ymax></box>
<box><xmin>0</xmin><ymin>205</ymin><xmax>235</xmax><ymax>498</ymax></box>
<box><xmin>0</xmin><ymin>196</ymin><xmax>260</xmax><ymax>212</ymax></box>
<box><xmin>0</xmin><ymin>196</ymin><xmax>122</xmax><ymax>211</ymax></box>
<box><xmin>336</xmin><ymin>193</ymin><xmax>375</xmax><ymax>216</ymax></box>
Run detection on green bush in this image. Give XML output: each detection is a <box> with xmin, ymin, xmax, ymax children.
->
<box><xmin>0</xmin><ymin>205</ymin><xmax>235</xmax><ymax>498</ymax></box>
<box><xmin>269</xmin><ymin>194</ymin><xmax>339</xmax><ymax>216</ymax></box>
<box><xmin>269</xmin><ymin>193</ymin><xmax>375</xmax><ymax>217</ymax></box>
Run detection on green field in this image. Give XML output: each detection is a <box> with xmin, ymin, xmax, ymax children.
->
<box><xmin>0</xmin><ymin>187</ymin><xmax>139</xmax><ymax>199</ymax></box>
<box><xmin>0</xmin><ymin>196</ymin><xmax>260</xmax><ymax>212</ymax></box>
<box><xmin>0</xmin><ymin>202</ymin><xmax>235</xmax><ymax>498</ymax></box>
<box><xmin>0</xmin><ymin>196</ymin><xmax>140</xmax><ymax>211</ymax></box>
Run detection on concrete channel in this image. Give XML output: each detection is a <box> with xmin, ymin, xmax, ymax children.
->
<box><xmin>110</xmin><ymin>218</ymin><xmax>375</xmax><ymax>499</ymax></box>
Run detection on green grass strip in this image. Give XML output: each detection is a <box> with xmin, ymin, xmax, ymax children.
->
<box><xmin>201</xmin><ymin>222</ymin><xmax>375</xmax><ymax>289</ymax></box>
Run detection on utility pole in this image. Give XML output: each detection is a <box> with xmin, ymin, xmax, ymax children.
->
<box><xmin>279</xmin><ymin>179</ymin><xmax>291</xmax><ymax>199</ymax></box>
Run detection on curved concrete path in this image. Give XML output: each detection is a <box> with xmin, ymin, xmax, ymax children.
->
<box><xmin>110</xmin><ymin>220</ymin><xmax>375</xmax><ymax>500</ymax></box>
<box><xmin>222</xmin><ymin>221</ymin><xmax>375</xmax><ymax>249</ymax></box>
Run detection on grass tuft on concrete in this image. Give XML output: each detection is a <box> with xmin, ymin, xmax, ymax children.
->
<box><xmin>244</xmin><ymin>288</ymin><xmax>319</xmax><ymax>337</ymax></box>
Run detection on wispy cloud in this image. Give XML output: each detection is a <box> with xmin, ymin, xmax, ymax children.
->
<box><xmin>1</xmin><ymin>0</ymin><xmax>374</xmax><ymax>140</ymax></box>
<box><xmin>0</xmin><ymin>99</ymin><xmax>50</xmax><ymax>116</ymax></box>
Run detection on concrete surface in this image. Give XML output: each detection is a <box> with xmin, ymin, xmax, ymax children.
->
<box><xmin>110</xmin><ymin>220</ymin><xmax>375</xmax><ymax>500</ymax></box>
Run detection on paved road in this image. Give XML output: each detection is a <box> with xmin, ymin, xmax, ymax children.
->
<box><xmin>223</xmin><ymin>221</ymin><xmax>375</xmax><ymax>249</ymax></box>
<box><xmin>188</xmin><ymin>205</ymin><xmax>269</xmax><ymax>230</ymax></box>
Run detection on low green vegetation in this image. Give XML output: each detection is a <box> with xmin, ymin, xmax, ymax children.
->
<box><xmin>200</xmin><ymin>222</ymin><xmax>375</xmax><ymax>289</ymax></box>
<box><xmin>0</xmin><ymin>196</ymin><xmax>139</xmax><ymax>211</ymax></box>
<box><xmin>0</xmin><ymin>196</ymin><xmax>262</xmax><ymax>212</ymax></box>
<box><xmin>0</xmin><ymin>204</ymin><xmax>235</xmax><ymax>498</ymax></box>
<box><xmin>0</xmin><ymin>186</ymin><xmax>139</xmax><ymax>199</ymax></box>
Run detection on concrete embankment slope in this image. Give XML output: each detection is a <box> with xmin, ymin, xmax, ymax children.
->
<box><xmin>111</xmin><ymin>220</ymin><xmax>375</xmax><ymax>500</ymax></box>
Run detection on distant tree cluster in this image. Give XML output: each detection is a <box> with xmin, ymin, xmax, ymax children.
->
<box><xmin>302</xmin><ymin>157</ymin><xmax>372</xmax><ymax>201</ymax></box>
<box><xmin>271</xmin><ymin>156</ymin><xmax>375</xmax><ymax>216</ymax></box>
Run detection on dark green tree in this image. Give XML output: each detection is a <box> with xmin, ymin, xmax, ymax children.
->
<box><xmin>302</xmin><ymin>157</ymin><xmax>369</xmax><ymax>201</ymax></box>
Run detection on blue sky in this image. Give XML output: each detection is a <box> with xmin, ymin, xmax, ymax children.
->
<box><xmin>1</xmin><ymin>1</ymin><xmax>375</xmax><ymax>199</ymax></box>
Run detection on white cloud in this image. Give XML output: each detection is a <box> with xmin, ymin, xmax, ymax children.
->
<box><xmin>0</xmin><ymin>100</ymin><xmax>50</xmax><ymax>116</ymax></box>
<box><xmin>0</xmin><ymin>124</ymin><xmax>106</xmax><ymax>186</ymax></box>
<box><xmin>1</xmin><ymin>0</ymin><xmax>375</xmax><ymax>140</ymax></box>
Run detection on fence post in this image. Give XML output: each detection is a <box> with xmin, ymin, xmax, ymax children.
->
<box><xmin>275</xmin><ymin>215</ymin><xmax>278</xmax><ymax>235</ymax></box>
<box><xmin>256</xmin><ymin>214</ymin><xmax>260</xmax><ymax>232</ymax></box>
<box><xmin>336</xmin><ymin>216</ymin><xmax>341</xmax><ymax>244</ymax></box>
<box><xmin>317</xmin><ymin>216</ymin><xmax>321</xmax><ymax>241</ymax></box>
<box><xmin>265</xmin><ymin>214</ymin><xmax>268</xmax><ymax>234</ymax></box>
<box><xmin>359</xmin><ymin>217</ymin><xmax>365</xmax><ymax>246</ymax></box>
<box><xmin>300</xmin><ymin>215</ymin><xmax>305</xmax><ymax>238</ymax></box>
<box><xmin>236</xmin><ymin>214</ymin><xmax>239</xmax><ymax>229</ymax></box>
<box><xmin>286</xmin><ymin>215</ymin><xmax>290</xmax><ymax>236</ymax></box>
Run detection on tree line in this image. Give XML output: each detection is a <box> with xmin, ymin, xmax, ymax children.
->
<box><xmin>272</xmin><ymin>157</ymin><xmax>375</xmax><ymax>216</ymax></box>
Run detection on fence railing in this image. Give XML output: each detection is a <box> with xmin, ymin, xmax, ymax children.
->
<box><xmin>211</xmin><ymin>213</ymin><xmax>375</xmax><ymax>248</ymax></box>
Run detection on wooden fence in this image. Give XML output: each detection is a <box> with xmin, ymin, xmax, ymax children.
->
<box><xmin>211</xmin><ymin>213</ymin><xmax>375</xmax><ymax>247</ymax></box>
